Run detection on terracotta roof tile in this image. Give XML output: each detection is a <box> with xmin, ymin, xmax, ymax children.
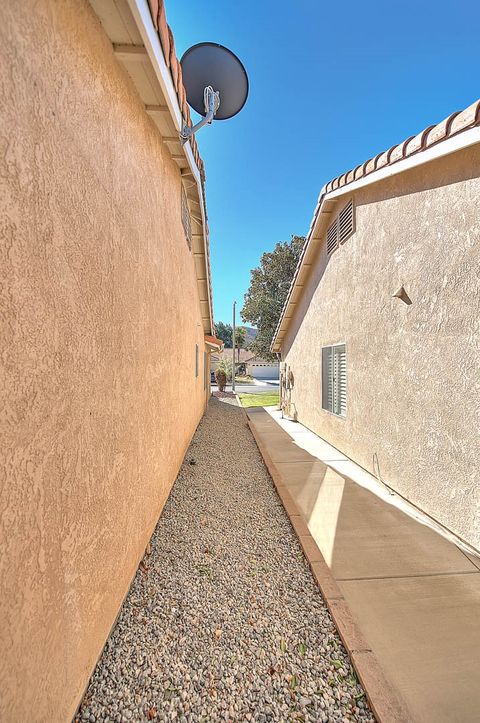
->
<box><xmin>221</xmin><ymin>348</ymin><xmax>255</xmax><ymax>363</ymax></box>
<box><xmin>168</xmin><ymin>30</ymin><xmax>179</xmax><ymax>87</ymax></box>
<box><xmin>271</xmin><ymin>98</ymin><xmax>480</xmax><ymax>352</ymax></box>
<box><xmin>146</xmin><ymin>0</ymin><xmax>205</xmax><ymax>177</ymax></box>
<box><xmin>389</xmin><ymin>136</ymin><xmax>412</xmax><ymax>163</ymax></box>
<box><xmin>145</xmin><ymin>0</ymin><xmax>209</xmax><ymax>316</ymax></box>
<box><xmin>319</xmin><ymin>101</ymin><xmax>479</xmax><ymax>197</ymax></box>
<box><xmin>425</xmin><ymin>111</ymin><xmax>458</xmax><ymax>147</ymax></box>
<box><xmin>365</xmin><ymin>156</ymin><xmax>376</xmax><ymax>175</ymax></box>
<box><xmin>404</xmin><ymin>125</ymin><xmax>434</xmax><ymax>156</ymax></box>
<box><xmin>156</xmin><ymin>1</ymin><xmax>170</xmax><ymax>65</ymax></box>
<box><xmin>147</xmin><ymin>0</ymin><xmax>159</xmax><ymax>29</ymax></box>
<box><xmin>375</xmin><ymin>149</ymin><xmax>389</xmax><ymax>169</ymax></box>
<box><xmin>450</xmin><ymin>99</ymin><xmax>480</xmax><ymax>135</ymax></box>
<box><xmin>204</xmin><ymin>335</ymin><xmax>224</xmax><ymax>350</ymax></box>
<box><xmin>353</xmin><ymin>164</ymin><xmax>364</xmax><ymax>181</ymax></box>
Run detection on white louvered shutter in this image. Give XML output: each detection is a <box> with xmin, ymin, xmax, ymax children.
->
<box><xmin>336</xmin><ymin>344</ymin><xmax>347</xmax><ymax>416</ymax></box>
<box><xmin>322</xmin><ymin>344</ymin><xmax>346</xmax><ymax>416</ymax></box>
<box><xmin>322</xmin><ymin>346</ymin><xmax>333</xmax><ymax>412</ymax></box>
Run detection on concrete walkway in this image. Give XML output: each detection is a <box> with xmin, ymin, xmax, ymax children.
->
<box><xmin>246</xmin><ymin>407</ymin><xmax>480</xmax><ymax>723</ymax></box>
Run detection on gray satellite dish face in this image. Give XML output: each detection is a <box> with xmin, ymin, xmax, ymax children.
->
<box><xmin>181</xmin><ymin>42</ymin><xmax>248</xmax><ymax>120</ymax></box>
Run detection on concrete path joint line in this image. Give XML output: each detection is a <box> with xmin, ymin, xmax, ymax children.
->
<box><xmin>337</xmin><ymin>570</ymin><xmax>480</xmax><ymax>582</ymax></box>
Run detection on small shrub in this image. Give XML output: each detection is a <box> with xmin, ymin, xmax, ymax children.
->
<box><xmin>215</xmin><ymin>368</ymin><xmax>227</xmax><ymax>391</ymax></box>
<box><xmin>216</xmin><ymin>357</ymin><xmax>233</xmax><ymax>382</ymax></box>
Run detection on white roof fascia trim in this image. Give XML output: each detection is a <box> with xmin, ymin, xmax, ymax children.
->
<box><xmin>126</xmin><ymin>0</ymin><xmax>181</xmax><ymax>128</ymax></box>
<box><xmin>205</xmin><ymin>341</ymin><xmax>223</xmax><ymax>350</ymax></box>
<box><xmin>272</xmin><ymin>126</ymin><xmax>480</xmax><ymax>352</ymax></box>
<box><xmin>126</xmin><ymin>0</ymin><xmax>214</xmax><ymax>331</ymax></box>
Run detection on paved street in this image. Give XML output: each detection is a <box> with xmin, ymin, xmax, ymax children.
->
<box><xmin>212</xmin><ymin>381</ymin><xmax>279</xmax><ymax>395</ymax></box>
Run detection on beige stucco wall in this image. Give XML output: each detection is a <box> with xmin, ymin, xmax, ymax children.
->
<box><xmin>0</xmin><ymin>1</ymin><xmax>211</xmax><ymax>720</ymax></box>
<box><xmin>283</xmin><ymin>146</ymin><xmax>480</xmax><ymax>550</ymax></box>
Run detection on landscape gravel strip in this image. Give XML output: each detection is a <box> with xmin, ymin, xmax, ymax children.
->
<box><xmin>76</xmin><ymin>397</ymin><xmax>373</xmax><ymax>723</ymax></box>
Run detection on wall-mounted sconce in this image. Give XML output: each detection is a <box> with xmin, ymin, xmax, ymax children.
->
<box><xmin>392</xmin><ymin>285</ymin><xmax>412</xmax><ymax>305</ymax></box>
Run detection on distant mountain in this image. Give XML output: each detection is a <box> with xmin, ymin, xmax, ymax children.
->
<box><xmin>214</xmin><ymin>322</ymin><xmax>257</xmax><ymax>348</ymax></box>
<box><xmin>243</xmin><ymin>326</ymin><xmax>257</xmax><ymax>346</ymax></box>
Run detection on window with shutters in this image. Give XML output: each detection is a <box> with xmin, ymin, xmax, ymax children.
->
<box><xmin>326</xmin><ymin>199</ymin><xmax>355</xmax><ymax>255</ymax></box>
<box><xmin>322</xmin><ymin>344</ymin><xmax>346</xmax><ymax>417</ymax></box>
<box><xmin>181</xmin><ymin>185</ymin><xmax>192</xmax><ymax>249</ymax></box>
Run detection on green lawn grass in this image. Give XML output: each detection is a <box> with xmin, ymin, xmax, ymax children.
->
<box><xmin>238</xmin><ymin>392</ymin><xmax>279</xmax><ymax>408</ymax></box>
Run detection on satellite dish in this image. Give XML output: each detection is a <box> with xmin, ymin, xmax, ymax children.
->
<box><xmin>181</xmin><ymin>43</ymin><xmax>249</xmax><ymax>120</ymax></box>
<box><xmin>179</xmin><ymin>42</ymin><xmax>248</xmax><ymax>143</ymax></box>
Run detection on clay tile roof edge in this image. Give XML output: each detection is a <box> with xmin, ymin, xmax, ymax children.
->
<box><xmin>147</xmin><ymin>0</ymin><xmax>204</xmax><ymax>176</ymax></box>
<box><xmin>321</xmin><ymin>100</ymin><xmax>480</xmax><ymax>198</ymax></box>
<box><xmin>271</xmin><ymin>98</ymin><xmax>480</xmax><ymax>352</ymax></box>
<box><xmin>141</xmin><ymin>0</ymin><xmax>213</xmax><ymax>330</ymax></box>
<box><xmin>205</xmin><ymin>335</ymin><xmax>224</xmax><ymax>350</ymax></box>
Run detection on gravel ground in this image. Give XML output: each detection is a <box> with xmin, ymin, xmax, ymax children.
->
<box><xmin>212</xmin><ymin>391</ymin><xmax>238</xmax><ymax>406</ymax></box>
<box><xmin>75</xmin><ymin>397</ymin><xmax>373</xmax><ymax>723</ymax></box>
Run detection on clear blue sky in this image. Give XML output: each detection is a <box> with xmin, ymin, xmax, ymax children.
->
<box><xmin>167</xmin><ymin>0</ymin><xmax>479</xmax><ymax>325</ymax></box>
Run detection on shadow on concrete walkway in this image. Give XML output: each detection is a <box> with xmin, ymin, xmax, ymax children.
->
<box><xmin>246</xmin><ymin>406</ymin><xmax>480</xmax><ymax>723</ymax></box>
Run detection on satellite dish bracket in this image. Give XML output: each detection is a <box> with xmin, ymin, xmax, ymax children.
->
<box><xmin>180</xmin><ymin>86</ymin><xmax>220</xmax><ymax>145</ymax></box>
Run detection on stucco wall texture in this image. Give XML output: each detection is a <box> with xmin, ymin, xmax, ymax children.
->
<box><xmin>283</xmin><ymin>146</ymin><xmax>480</xmax><ymax>551</ymax></box>
<box><xmin>0</xmin><ymin>1</ymin><xmax>210</xmax><ymax>720</ymax></box>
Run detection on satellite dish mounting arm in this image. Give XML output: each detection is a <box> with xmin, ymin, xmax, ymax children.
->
<box><xmin>180</xmin><ymin>86</ymin><xmax>220</xmax><ymax>144</ymax></box>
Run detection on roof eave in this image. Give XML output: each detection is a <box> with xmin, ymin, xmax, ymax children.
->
<box><xmin>91</xmin><ymin>0</ymin><xmax>215</xmax><ymax>334</ymax></box>
<box><xmin>127</xmin><ymin>0</ymin><xmax>214</xmax><ymax>334</ymax></box>
<box><xmin>205</xmin><ymin>335</ymin><xmax>225</xmax><ymax>351</ymax></box>
<box><xmin>271</xmin><ymin>123</ymin><xmax>480</xmax><ymax>353</ymax></box>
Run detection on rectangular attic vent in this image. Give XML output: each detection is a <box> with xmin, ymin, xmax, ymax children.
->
<box><xmin>181</xmin><ymin>185</ymin><xmax>192</xmax><ymax>249</ymax></box>
<box><xmin>326</xmin><ymin>199</ymin><xmax>355</xmax><ymax>255</ymax></box>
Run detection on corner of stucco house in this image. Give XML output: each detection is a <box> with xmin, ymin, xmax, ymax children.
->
<box><xmin>274</xmin><ymin>103</ymin><xmax>480</xmax><ymax>552</ymax></box>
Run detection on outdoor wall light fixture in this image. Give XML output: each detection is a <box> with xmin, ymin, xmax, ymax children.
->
<box><xmin>392</xmin><ymin>285</ymin><xmax>412</xmax><ymax>305</ymax></box>
<box><xmin>179</xmin><ymin>42</ymin><xmax>249</xmax><ymax>144</ymax></box>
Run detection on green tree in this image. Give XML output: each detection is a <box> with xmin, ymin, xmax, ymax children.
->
<box><xmin>234</xmin><ymin>326</ymin><xmax>246</xmax><ymax>363</ymax></box>
<box><xmin>241</xmin><ymin>235</ymin><xmax>305</xmax><ymax>360</ymax></box>
<box><xmin>214</xmin><ymin>321</ymin><xmax>233</xmax><ymax>347</ymax></box>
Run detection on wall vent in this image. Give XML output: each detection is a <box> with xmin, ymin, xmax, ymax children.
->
<box><xmin>338</xmin><ymin>199</ymin><xmax>354</xmax><ymax>244</ymax></box>
<box><xmin>326</xmin><ymin>199</ymin><xmax>355</xmax><ymax>255</ymax></box>
<box><xmin>181</xmin><ymin>185</ymin><xmax>192</xmax><ymax>250</ymax></box>
<box><xmin>326</xmin><ymin>222</ymin><xmax>338</xmax><ymax>255</ymax></box>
